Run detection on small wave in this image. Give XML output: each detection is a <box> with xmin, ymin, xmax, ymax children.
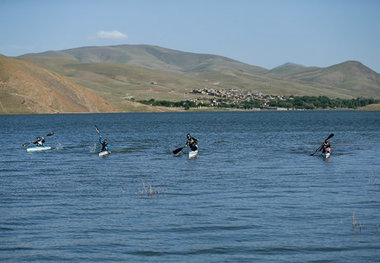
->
<box><xmin>55</xmin><ymin>142</ymin><xmax>63</xmax><ymax>150</ymax></box>
<box><xmin>89</xmin><ymin>143</ymin><xmax>97</xmax><ymax>153</ymax></box>
<box><xmin>112</xmin><ymin>148</ymin><xmax>133</xmax><ymax>153</ymax></box>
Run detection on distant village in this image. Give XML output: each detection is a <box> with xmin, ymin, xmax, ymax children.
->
<box><xmin>189</xmin><ymin>88</ymin><xmax>287</xmax><ymax>108</ymax></box>
<box><xmin>139</xmin><ymin>85</ymin><xmax>377</xmax><ymax>110</ymax></box>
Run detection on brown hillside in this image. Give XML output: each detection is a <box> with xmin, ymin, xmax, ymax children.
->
<box><xmin>21</xmin><ymin>45</ymin><xmax>380</xmax><ymax>99</ymax></box>
<box><xmin>0</xmin><ymin>54</ymin><xmax>117</xmax><ymax>114</ymax></box>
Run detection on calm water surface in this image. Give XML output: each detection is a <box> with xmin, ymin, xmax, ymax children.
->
<box><xmin>0</xmin><ymin>111</ymin><xmax>379</xmax><ymax>262</ymax></box>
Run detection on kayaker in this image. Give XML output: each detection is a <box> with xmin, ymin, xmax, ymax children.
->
<box><xmin>186</xmin><ymin>133</ymin><xmax>198</xmax><ymax>151</ymax></box>
<box><xmin>33</xmin><ymin>136</ymin><xmax>45</xmax><ymax>147</ymax></box>
<box><xmin>99</xmin><ymin>136</ymin><xmax>110</xmax><ymax>152</ymax></box>
<box><xmin>319</xmin><ymin>140</ymin><xmax>331</xmax><ymax>154</ymax></box>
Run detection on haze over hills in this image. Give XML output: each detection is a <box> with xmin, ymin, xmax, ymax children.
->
<box><xmin>1</xmin><ymin>44</ymin><xmax>379</xmax><ymax>113</ymax></box>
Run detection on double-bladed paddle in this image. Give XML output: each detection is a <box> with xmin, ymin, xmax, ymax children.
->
<box><xmin>22</xmin><ymin>132</ymin><xmax>54</xmax><ymax>147</ymax></box>
<box><xmin>310</xmin><ymin>133</ymin><xmax>334</xmax><ymax>156</ymax></box>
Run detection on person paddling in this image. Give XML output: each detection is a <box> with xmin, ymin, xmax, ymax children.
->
<box><xmin>186</xmin><ymin>133</ymin><xmax>198</xmax><ymax>151</ymax></box>
<box><xmin>318</xmin><ymin>139</ymin><xmax>331</xmax><ymax>155</ymax></box>
<box><xmin>99</xmin><ymin>136</ymin><xmax>110</xmax><ymax>152</ymax></box>
<box><xmin>94</xmin><ymin>125</ymin><xmax>111</xmax><ymax>156</ymax></box>
<box><xmin>22</xmin><ymin>132</ymin><xmax>54</xmax><ymax>148</ymax></box>
<box><xmin>33</xmin><ymin>136</ymin><xmax>45</xmax><ymax>147</ymax></box>
<box><xmin>172</xmin><ymin>133</ymin><xmax>199</xmax><ymax>155</ymax></box>
<box><xmin>310</xmin><ymin>133</ymin><xmax>334</xmax><ymax>156</ymax></box>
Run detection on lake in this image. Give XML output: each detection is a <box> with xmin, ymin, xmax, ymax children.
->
<box><xmin>1</xmin><ymin>111</ymin><xmax>379</xmax><ymax>262</ymax></box>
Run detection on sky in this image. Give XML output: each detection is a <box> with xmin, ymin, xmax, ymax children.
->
<box><xmin>1</xmin><ymin>0</ymin><xmax>380</xmax><ymax>72</ymax></box>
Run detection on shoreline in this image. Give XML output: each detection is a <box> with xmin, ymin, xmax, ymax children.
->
<box><xmin>1</xmin><ymin>107</ymin><xmax>379</xmax><ymax>116</ymax></box>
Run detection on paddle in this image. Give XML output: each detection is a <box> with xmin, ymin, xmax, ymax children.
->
<box><xmin>173</xmin><ymin>145</ymin><xmax>187</xmax><ymax>155</ymax></box>
<box><xmin>94</xmin><ymin>125</ymin><xmax>101</xmax><ymax>137</ymax></box>
<box><xmin>95</xmin><ymin>125</ymin><xmax>110</xmax><ymax>153</ymax></box>
<box><xmin>310</xmin><ymin>133</ymin><xmax>334</xmax><ymax>156</ymax></box>
<box><xmin>22</xmin><ymin>132</ymin><xmax>54</xmax><ymax>147</ymax></box>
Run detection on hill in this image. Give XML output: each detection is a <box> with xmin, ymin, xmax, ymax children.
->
<box><xmin>266</xmin><ymin>63</ymin><xmax>320</xmax><ymax>78</ymax></box>
<box><xmin>0</xmin><ymin>54</ymin><xmax>118</xmax><ymax>114</ymax></box>
<box><xmin>22</xmin><ymin>44</ymin><xmax>268</xmax><ymax>75</ymax></box>
<box><xmin>21</xmin><ymin>55</ymin><xmax>360</xmax><ymax>109</ymax></box>
<box><xmin>22</xmin><ymin>45</ymin><xmax>380</xmax><ymax>100</ymax></box>
<box><xmin>19</xmin><ymin>56</ymin><xmax>206</xmax><ymax>105</ymax></box>
<box><xmin>267</xmin><ymin>61</ymin><xmax>380</xmax><ymax>97</ymax></box>
<box><xmin>7</xmin><ymin>43</ymin><xmax>380</xmax><ymax>114</ymax></box>
<box><xmin>360</xmin><ymin>103</ymin><xmax>380</xmax><ymax>111</ymax></box>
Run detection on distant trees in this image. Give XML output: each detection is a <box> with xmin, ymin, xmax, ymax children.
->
<box><xmin>138</xmin><ymin>99</ymin><xmax>208</xmax><ymax>109</ymax></box>
<box><xmin>274</xmin><ymin>96</ymin><xmax>378</xmax><ymax>109</ymax></box>
<box><xmin>139</xmin><ymin>96</ymin><xmax>378</xmax><ymax>110</ymax></box>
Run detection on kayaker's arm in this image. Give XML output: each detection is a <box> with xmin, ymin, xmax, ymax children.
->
<box><xmin>99</xmin><ymin>137</ymin><xmax>103</xmax><ymax>144</ymax></box>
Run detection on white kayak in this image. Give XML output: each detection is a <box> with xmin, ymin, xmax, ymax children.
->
<box><xmin>99</xmin><ymin>150</ymin><xmax>111</xmax><ymax>157</ymax></box>
<box><xmin>322</xmin><ymin>149</ymin><xmax>331</xmax><ymax>158</ymax></box>
<box><xmin>26</xmin><ymin>146</ymin><xmax>52</xmax><ymax>152</ymax></box>
<box><xmin>189</xmin><ymin>149</ymin><xmax>198</xmax><ymax>159</ymax></box>
<box><xmin>322</xmin><ymin>151</ymin><xmax>331</xmax><ymax>158</ymax></box>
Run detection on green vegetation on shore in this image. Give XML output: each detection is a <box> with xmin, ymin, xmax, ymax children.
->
<box><xmin>138</xmin><ymin>99</ymin><xmax>206</xmax><ymax>110</ymax></box>
<box><xmin>267</xmin><ymin>96</ymin><xmax>378</xmax><ymax>109</ymax></box>
<box><xmin>139</xmin><ymin>96</ymin><xmax>379</xmax><ymax>110</ymax></box>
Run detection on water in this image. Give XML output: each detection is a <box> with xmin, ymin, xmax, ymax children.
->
<box><xmin>1</xmin><ymin>111</ymin><xmax>379</xmax><ymax>262</ymax></box>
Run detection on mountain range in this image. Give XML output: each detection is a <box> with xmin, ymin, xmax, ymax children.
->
<box><xmin>1</xmin><ymin>44</ymin><xmax>379</xmax><ymax>113</ymax></box>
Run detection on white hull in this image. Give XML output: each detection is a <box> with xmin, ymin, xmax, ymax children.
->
<box><xmin>99</xmin><ymin>150</ymin><xmax>111</xmax><ymax>157</ymax></box>
<box><xmin>26</xmin><ymin>146</ymin><xmax>52</xmax><ymax>152</ymax></box>
<box><xmin>322</xmin><ymin>151</ymin><xmax>331</xmax><ymax>158</ymax></box>
<box><xmin>189</xmin><ymin>149</ymin><xmax>198</xmax><ymax>159</ymax></box>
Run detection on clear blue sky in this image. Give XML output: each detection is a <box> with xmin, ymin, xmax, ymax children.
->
<box><xmin>1</xmin><ymin>0</ymin><xmax>380</xmax><ymax>72</ymax></box>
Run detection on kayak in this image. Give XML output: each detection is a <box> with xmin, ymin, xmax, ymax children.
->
<box><xmin>322</xmin><ymin>151</ymin><xmax>330</xmax><ymax>158</ymax></box>
<box><xmin>26</xmin><ymin>146</ymin><xmax>52</xmax><ymax>152</ymax></box>
<box><xmin>189</xmin><ymin>149</ymin><xmax>198</xmax><ymax>159</ymax></box>
<box><xmin>99</xmin><ymin>150</ymin><xmax>111</xmax><ymax>157</ymax></box>
<box><xmin>322</xmin><ymin>148</ymin><xmax>331</xmax><ymax>158</ymax></box>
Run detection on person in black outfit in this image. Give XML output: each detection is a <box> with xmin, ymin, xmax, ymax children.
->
<box><xmin>33</xmin><ymin>136</ymin><xmax>45</xmax><ymax>147</ymax></box>
<box><xmin>319</xmin><ymin>139</ymin><xmax>331</xmax><ymax>154</ymax></box>
<box><xmin>186</xmin><ymin>133</ymin><xmax>198</xmax><ymax>151</ymax></box>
